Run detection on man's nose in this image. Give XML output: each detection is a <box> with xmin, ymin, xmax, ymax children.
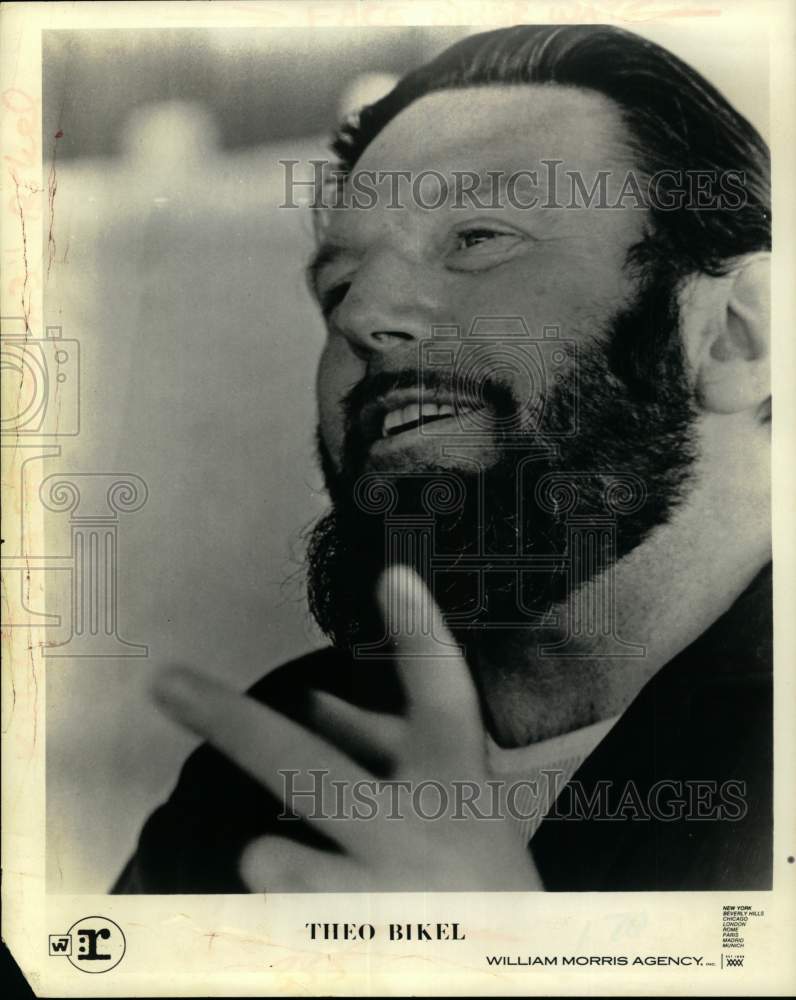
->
<box><xmin>333</xmin><ymin>253</ymin><xmax>440</xmax><ymax>355</ymax></box>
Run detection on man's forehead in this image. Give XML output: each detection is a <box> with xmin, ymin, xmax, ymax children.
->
<box><xmin>351</xmin><ymin>84</ymin><xmax>630</xmax><ymax>177</ymax></box>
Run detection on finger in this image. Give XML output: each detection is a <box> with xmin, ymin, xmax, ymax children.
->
<box><xmin>151</xmin><ymin>666</ymin><xmax>376</xmax><ymax>848</ymax></box>
<box><xmin>304</xmin><ymin>689</ymin><xmax>406</xmax><ymax>770</ymax></box>
<box><xmin>239</xmin><ymin>835</ymin><xmax>366</xmax><ymax>892</ymax></box>
<box><xmin>377</xmin><ymin>566</ymin><xmax>483</xmax><ymax>745</ymax></box>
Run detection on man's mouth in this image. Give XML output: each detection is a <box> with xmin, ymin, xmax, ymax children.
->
<box><xmin>356</xmin><ymin>390</ymin><xmax>484</xmax><ymax>449</ymax></box>
<box><xmin>381</xmin><ymin>401</ymin><xmax>480</xmax><ymax>438</ymax></box>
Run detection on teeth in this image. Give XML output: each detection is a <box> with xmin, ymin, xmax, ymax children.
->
<box><xmin>381</xmin><ymin>401</ymin><xmax>460</xmax><ymax>437</ymax></box>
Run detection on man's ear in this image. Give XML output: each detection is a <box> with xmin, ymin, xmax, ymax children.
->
<box><xmin>684</xmin><ymin>253</ymin><xmax>770</xmax><ymax>417</ymax></box>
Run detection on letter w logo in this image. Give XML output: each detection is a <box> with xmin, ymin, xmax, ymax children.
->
<box><xmin>49</xmin><ymin>934</ymin><xmax>71</xmax><ymax>956</ymax></box>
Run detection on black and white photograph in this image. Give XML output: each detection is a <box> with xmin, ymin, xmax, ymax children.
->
<box><xmin>1</xmin><ymin>1</ymin><xmax>794</xmax><ymax>995</ymax></box>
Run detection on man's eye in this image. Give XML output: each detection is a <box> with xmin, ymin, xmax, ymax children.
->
<box><xmin>449</xmin><ymin>227</ymin><xmax>525</xmax><ymax>266</ymax></box>
<box><xmin>456</xmin><ymin>228</ymin><xmax>510</xmax><ymax>249</ymax></box>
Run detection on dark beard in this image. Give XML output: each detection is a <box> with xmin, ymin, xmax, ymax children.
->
<box><xmin>306</xmin><ymin>270</ymin><xmax>699</xmax><ymax>655</ymax></box>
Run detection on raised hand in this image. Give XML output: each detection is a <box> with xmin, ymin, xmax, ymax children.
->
<box><xmin>153</xmin><ymin>565</ymin><xmax>544</xmax><ymax>891</ymax></box>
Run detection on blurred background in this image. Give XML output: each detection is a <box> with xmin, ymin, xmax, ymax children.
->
<box><xmin>40</xmin><ymin>23</ymin><xmax>769</xmax><ymax>892</ymax></box>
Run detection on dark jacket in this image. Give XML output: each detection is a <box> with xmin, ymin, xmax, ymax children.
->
<box><xmin>113</xmin><ymin>564</ymin><xmax>772</xmax><ymax>893</ymax></box>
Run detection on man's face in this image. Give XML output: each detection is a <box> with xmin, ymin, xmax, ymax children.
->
<box><xmin>306</xmin><ymin>83</ymin><xmax>698</xmax><ymax>652</ymax></box>
<box><xmin>313</xmin><ymin>86</ymin><xmax>648</xmax><ymax>473</ymax></box>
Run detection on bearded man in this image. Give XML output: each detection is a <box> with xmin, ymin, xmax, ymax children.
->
<box><xmin>114</xmin><ymin>23</ymin><xmax>772</xmax><ymax>893</ymax></box>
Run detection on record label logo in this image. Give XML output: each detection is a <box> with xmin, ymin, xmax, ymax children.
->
<box><xmin>48</xmin><ymin>916</ymin><xmax>126</xmax><ymax>972</ymax></box>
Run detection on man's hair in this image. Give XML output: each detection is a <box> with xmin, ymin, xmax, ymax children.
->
<box><xmin>331</xmin><ymin>24</ymin><xmax>770</xmax><ymax>281</ymax></box>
